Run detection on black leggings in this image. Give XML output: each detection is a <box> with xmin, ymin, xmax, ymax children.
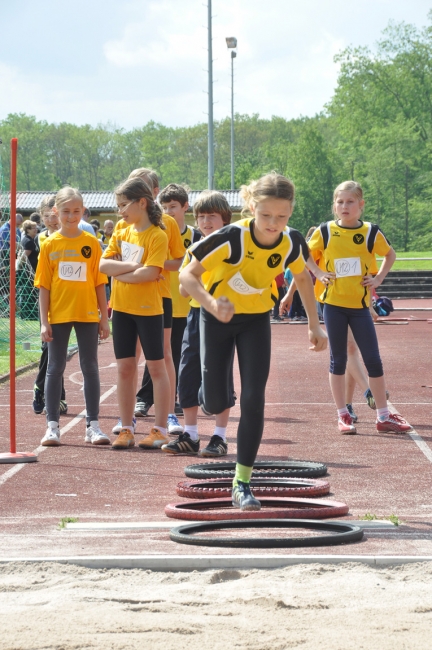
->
<box><xmin>323</xmin><ymin>303</ymin><xmax>383</xmax><ymax>377</ymax></box>
<box><xmin>200</xmin><ymin>309</ymin><xmax>271</xmax><ymax>467</ymax></box>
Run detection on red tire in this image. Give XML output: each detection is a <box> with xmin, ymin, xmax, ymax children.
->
<box><xmin>165</xmin><ymin>497</ymin><xmax>349</xmax><ymax>521</ymax></box>
<box><xmin>176</xmin><ymin>478</ymin><xmax>331</xmax><ymax>500</ymax></box>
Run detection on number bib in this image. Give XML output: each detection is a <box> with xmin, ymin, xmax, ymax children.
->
<box><xmin>121</xmin><ymin>241</ymin><xmax>144</xmax><ymax>264</ymax></box>
<box><xmin>58</xmin><ymin>261</ymin><xmax>87</xmax><ymax>282</ymax></box>
<box><xmin>334</xmin><ymin>257</ymin><xmax>361</xmax><ymax>278</ymax></box>
<box><xmin>227</xmin><ymin>271</ymin><xmax>264</xmax><ymax>295</ymax></box>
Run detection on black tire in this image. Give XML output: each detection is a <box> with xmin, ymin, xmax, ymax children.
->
<box><xmin>184</xmin><ymin>460</ymin><xmax>327</xmax><ymax>479</ymax></box>
<box><xmin>176</xmin><ymin>477</ymin><xmax>331</xmax><ymax>499</ymax></box>
<box><xmin>170</xmin><ymin>519</ymin><xmax>363</xmax><ymax>548</ymax></box>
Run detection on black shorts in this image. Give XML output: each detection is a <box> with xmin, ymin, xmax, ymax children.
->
<box><xmin>112</xmin><ymin>310</ymin><xmax>164</xmax><ymax>360</ymax></box>
<box><xmin>162</xmin><ymin>297</ymin><xmax>173</xmax><ymax>329</ymax></box>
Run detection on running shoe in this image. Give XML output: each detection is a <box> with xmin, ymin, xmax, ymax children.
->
<box><xmin>41</xmin><ymin>422</ymin><xmax>60</xmax><ymax>447</ymax></box>
<box><xmin>346</xmin><ymin>403</ymin><xmax>358</xmax><ymax>423</ymax></box>
<box><xmin>338</xmin><ymin>413</ymin><xmax>357</xmax><ymax>435</ymax></box>
<box><xmin>232</xmin><ymin>481</ymin><xmax>261</xmax><ymax>511</ymax></box>
<box><xmin>134</xmin><ymin>401</ymin><xmax>151</xmax><ymax>417</ymax></box>
<box><xmin>161</xmin><ymin>432</ymin><xmax>200</xmax><ymax>455</ymax></box>
<box><xmin>85</xmin><ymin>421</ymin><xmax>110</xmax><ymax>445</ymax></box>
<box><xmin>174</xmin><ymin>402</ymin><xmax>183</xmax><ymax>416</ymax></box>
<box><xmin>112</xmin><ymin>417</ymin><xmax>136</xmax><ymax>435</ymax></box>
<box><xmin>139</xmin><ymin>427</ymin><xmax>169</xmax><ymax>449</ymax></box>
<box><xmin>167</xmin><ymin>413</ymin><xmax>183</xmax><ymax>435</ymax></box>
<box><xmin>112</xmin><ymin>428</ymin><xmax>135</xmax><ymax>449</ymax></box>
<box><xmin>376</xmin><ymin>414</ymin><xmax>412</xmax><ymax>434</ymax></box>
<box><xmin>198</xmin><ymin>435</ymin><xmax>228</xmax><ymax>457</ymax></box>
<box><xmin>59</xmin><ymin>400</ymin><xmax>68</xmax><ymax>415</ymax></box>
<box><xmin>32</xmin><ymin>386</ymin><xmax>45</xmax><ymax>415</ymax></box>
<box><xmin>365</xmin><ymin>389</ymin><xmax>390</xmax><ymax>410</ymax></box>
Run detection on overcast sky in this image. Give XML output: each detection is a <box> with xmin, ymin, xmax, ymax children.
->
<box><xmin>1</xmin><ymin>0</ymin><xmax>431</xmax><ymax>130</ymax></box>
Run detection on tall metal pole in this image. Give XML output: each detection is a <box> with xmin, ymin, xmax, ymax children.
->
<box><xmin>230</xmin><ymin>51</ymin><xmax>236</xmax><ymax>190</ymax></box>
<box><xmin>207</xmin><ymin>0</ymin><xmax>214</xmax><ymax>190</ymax></box>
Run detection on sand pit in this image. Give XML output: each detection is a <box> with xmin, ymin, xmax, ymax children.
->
<box><xmin>0</xmin><ymin>561</ymin><xmax>431</xmax><ymax>649</ymax></box>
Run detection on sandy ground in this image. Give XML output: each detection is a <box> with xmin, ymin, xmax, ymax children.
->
<box><xmin>0</xmin><ymin>562</ymin><xmax>431</xmax><ymax>649</ymax></box>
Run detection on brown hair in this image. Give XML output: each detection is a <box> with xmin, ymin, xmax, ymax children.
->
<box><xmin>241</xmin><ymin>172</ymin><xmax>295</xmax><ymax>217</ymax></box>
<box><xmin>115</xmin><ymin>177</ymin><xmax>164</xmax><ymax>229</ymax></box>
<box><xmin>128</xmin><ymin>167</ymin><xmax>159</xmax><ymax>190</ymax></box>
<box><xmin>39</xmin><ymin>194</ymin><xmax>56</xmax><ymax>214</ymax></box>
<box><xmin>55</xmin><ymin>186</ymin><xmax>83</xmax><ymax>208</ymax></box>
<box><xmin>22</xmin><ymin>220</ymin><xmax>37</xmax><ymax>235</ymax></box>
<box><xmin>333</xmin><ymin>180</ymin><xmax>363</xmax><ymax>202</ymax></box>
<box><xmin>193</xmin><ymin>190</ymin><xmax>232</xmax><ymax>225</ymax></box>
<box><xmin>159</xmin><ymin>183</ymin><xmax>189</xmax><ymax>207</ymax></box>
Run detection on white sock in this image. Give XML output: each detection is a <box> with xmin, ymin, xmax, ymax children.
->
<box><xmin>155</xmin><ymin>426</ymin><xmax>167</xmax><ymax>435</ymax></box>
<box><xmin>377</xmin><ymin>407</ymin><xmax>390</xmax><ymax>422</ymax></box>
<box><xmin>47</xmin><ymin>421</ymin><xmax>59</xmax><ymax>430</ymax></box>
<box><xmin>122</xmin><ymin>425</ymin><xmax>134</xmax><ymax>434</ymax></box>
<box><xmin>185</xmin><ymin>425</ymin><xmax>199</xmax><ymax>441</ymax></box>
<box><xmin>213</xmin><ymin>426</ymin><xmax>227</xmax><ymax>441</ymax></box>
<box><xmin>337</xmin><ymin>408</ymin><xmax>349</xmax><ymax>418</ymax></box>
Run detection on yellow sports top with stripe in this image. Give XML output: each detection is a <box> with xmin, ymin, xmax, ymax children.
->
<box><xmin>180</xmin><ymin>245</ymin><xmax>211</xmax><ymax>309</ymax></box>
<box><xmin>102</xmin><ymin>223</ymin><xmax>168</xmax><ymax>316</ymax></box>
<box><xmin>190</xmin><ymin>217</ymin><xmax>307</xmax><ymax>314</ymax></box>
<box><xmin>159</xmin><ymin>213</ymin><xmax>186</xmax><ymax>299</ymax></box>
<box><xmin>34</xmin><ymin>231</ymin><xmax>107</xmax><ymax>324</ymax></box>
<box><xmin>171</xmin><ymin>225</ymin><xmax>202</xmax><ymax>317</ymax></box>
<box><xmin>308</xmin><ymin>220</ymin><xmax>391</xmax><ymax>309</ymax></box>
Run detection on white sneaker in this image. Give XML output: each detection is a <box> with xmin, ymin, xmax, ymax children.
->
<box><xmin>167</xmin><ymin>413</ymin><xmax>183</xmax><ymax>435</ymax></box>
<box><xmin>112</xmin><ymin>417</ymin><xmax>137</xmax><ymax>434</ymax></box>
<box><xmin>41</xmin><ymin>422</ymin><xmax>60</xmax><ymax>446</ymax></box>
<box><xmin>85</xmin><ymin>421</ymin><xmax>110</xmax><ymax>445</ymax></box>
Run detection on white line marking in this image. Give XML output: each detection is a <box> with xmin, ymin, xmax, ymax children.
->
<box><xmin>0</xmin><ymin>385</ymin><xmax>117</xmax><ymax>488</ymax></box>
<box><xmin>389</xmin><ymin>402</ymin><xmax>432</xmax><ymax>465</ymax></box>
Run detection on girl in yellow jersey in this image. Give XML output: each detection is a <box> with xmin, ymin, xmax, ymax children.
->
<box><xmin>35</xmin><ymin>188</ymin><xmax>110</xmax><ymax>447</ymax></box>
<box><xmin>308</xmin><ymin>180</ymin><xmax>412</xmax><ymax>435</ymax></box>
<box><xmin>180</xmin><ymin>173</ymin><xmax>328</xmax><ymax>511</ymax></box>
<box><xmin>100</xmin><ymin>177</ymin><xmax>171</xmax><ymax>450</ymax></box>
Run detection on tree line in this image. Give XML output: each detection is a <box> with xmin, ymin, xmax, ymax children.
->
<box><xmin>1</xmin><ymin>15</ymin><xmax>432</xmax><ymax>250</ymax></box>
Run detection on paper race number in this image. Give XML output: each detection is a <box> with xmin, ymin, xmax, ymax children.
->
<box><xmin>58</xmin><ymin>261</ymin><xmax>87</xmax><ymax>282</ymax></box>
<box><xmin>334</xmin><ymin>257</ymin><xmax>361</xmax><ymax>278</ymax></box>
<box><xmin>121</xmin><ymin>241</ymin><xmax>144</xmax><ymax>264</ymax></box>
<box><xmin>227</xmin><ymin>271</ymin><xmax>264</xmax><ymax>295</ymax></box>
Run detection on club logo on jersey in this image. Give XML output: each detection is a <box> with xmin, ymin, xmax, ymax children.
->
<box><xmin>81</xmin><ymin>246</ymin><xmax>92</xmax><ymax>259</ymax></box>
<box><xmin>353</xmin><ymin>234</ymin><xmax>364</xmax><ymax>245</ymax></box>
<box><xmin>267</xmin><ymin>253</ymin><xmax>282</xmax><ymax>268</ymax></box>
<box><xmin>333</xmin><ymin>231</ymin><xmax>340</xmax><ymax>237</ymax></box>
<box><xmin>183</xmin><ymin>238</ymin><xmax>192</xmax><ymax>249</ymax></box>
<box><xmin>246</xmin><ymin>250</ymin><xmax>254</xmax><ymax>260</ymax></box>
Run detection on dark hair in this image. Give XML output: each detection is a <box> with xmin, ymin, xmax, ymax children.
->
<box><xmin>115</xmin><ymin>177</ymin><xmax>165</xmax><ymax>229</ymax></box>
<box><xmin>159</xmin><ymin>183</ymin><xmax>189</xmax><ymax>207</ymax></box>
<box><xmin>30</xmin><ymin>212</ymin><xmax>41</xmax><ymax>224</ymax></box>
<box><xmin>193</xmin><ymin>190</ymin><xmax>232</xmax><ymax>225</ymax></box>
<box><xmin>82</xmin><ymin>207</ymin><xmax>91</xmax><ymax>220</ymax></box>
<box><xmin>90</xmin><ymin>218</ymin><xmax>100</xmax><ymax>229</ymax></box>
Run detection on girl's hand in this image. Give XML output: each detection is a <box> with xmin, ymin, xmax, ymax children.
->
<box><xmin>361</xmin><ymin>274</ymin><xmax>380</xmax><ymax>289</ymax></box>
<box><xmin>99</xmin><ymin>318</ymin><xmax>110</xmax><ymax>340</ymax></box>
<box><xmin>308</xmin><ymin>325</ymin><xmax>328</xmax><ymax>352</ymax></box>
<box><xmin>315</xmin><ymin>269</ymin><xmax>335</xmax><ymax>285</ymax></box>
<box><xmin>41</xmin><ymin>323</ymin><xmax>53</xmax><ymax>343</ymax></box>
<box><xmin>212</xmin><ymin>296</ymin><xmax>235</xmax><ymax>323</ymax></box>
<box><xmin>279</xmin><ymin>293</ymin><xmax>292</xmax><ymax>316</ymax></box>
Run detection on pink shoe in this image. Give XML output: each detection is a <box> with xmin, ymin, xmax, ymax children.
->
<box><xmin>376</xmin><ymin>413</ymin><xmax>412</xmax><ymax>434</ymax></box>
<box><xmin>338</xmin><ymin>413</ymin><xmax>357</xmax><ymax>435</ymax></box>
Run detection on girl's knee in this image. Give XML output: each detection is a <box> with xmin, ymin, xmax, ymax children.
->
<box><xmin>147</xmin><ymin>359</ymin><xmax>167</xmax><ymax>380</ymax></box>
<box><xmin>117</xmin><ymin>358</ymin><xmax>137</xmax><ymax>381</ymax></box>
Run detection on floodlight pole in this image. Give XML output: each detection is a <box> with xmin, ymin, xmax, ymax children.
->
<box><xmin>207</xmin><ymin>0</ymin><xmax>214</xmax><ymax>190</ymax></box>
<box><xmin>226</xmin><ymin>37</ymin><xmax>237</xmax><ymax>190</ymax></box>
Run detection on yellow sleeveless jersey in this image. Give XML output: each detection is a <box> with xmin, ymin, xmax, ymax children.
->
<box><xmin>189</xmin><ymin>217</ymin><xmax>307</xmax><ymax>314</ymax></box>
<box><xmin>171</xmin><ymin>225</ymin><xmax>202</xmax><ymax>317</ymax></box>
<box><xmin>308</xmin><ymin>220</ymin><xmax>391</xmax><ymax>308</ymax></box>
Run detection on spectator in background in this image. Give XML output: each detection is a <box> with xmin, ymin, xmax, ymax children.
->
<box><xmin>29</xmin><ymin>212</ymin><xmax>42</xmax><ymax>232</ymax></box>
<box><xmin>20</xmin><ymin>220</ymin><xmax>39</xmax><ymax>272</ymax></box>
<box><xmin>100</xmin><ymin>219</ymin><xmax>114</xmax><ymax>245</ymax></box>
<box><xmin>78</xmin><ymin>207</ymin><xmax>96</xmax><ymax>236</ymax></box>
<box><xmin>90</xmin><ymin>219</ymin><xmax>101</xmax><ymax>238</ymax></box>
<box><xmin>272</xmin><ymin>272</ymin><xmax>286</xmax><ymax>321</ymax></box>
<box><xmin>0</xmin><ymin>212</ymin><xmax>23</xmax><ymax>251</ymax></box>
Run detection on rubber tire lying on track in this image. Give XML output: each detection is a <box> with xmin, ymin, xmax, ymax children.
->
<box><xmin>165</xmin><ymin>497</ymin><xmax>348</xmax><ymax>521</ymax></box>
<box><xmin>184</xmin><ymin>460</ymin><xmax>327</xmax><ymax>479</ymax></box>
<box><xmin>176</xmin><ymin>477</ymin><xmax>331</xmax><ymax>499</ymax></box>
<box><xmin>170</xmin><ymin>519</ymin><xmax>363</xmax><ymax>548</ymax></box>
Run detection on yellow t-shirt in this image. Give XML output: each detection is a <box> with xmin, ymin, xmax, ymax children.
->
<box><xmin>34</xmin><ymin>231</ymin><xmax>107</xmax><ymax>324</ymax></box>
<box><xmin>171</xmin><ymin>225</ymin><xmax>202</xmax><ymax>317</ymax></box>
<box><xmin>189</xmin><ymin>217</ymin><xmax>307</xmax><ymax>314</ymax></box>
<box><xmin>308</xmin><ymin>220</ymin><xmax>391</xmax><ymax>308</ymax></box>
<box><xmin>159</xmin><ymin>213</ymin><xmax>186</xmax><ymax>300</ymax></box>
<box><xmin>180</xmin><ymin>246</ymin><xmax>211</xmax><ymax>309</ymax></box>
<box><xmin>102</xmin><ymin>223</ymin><xmax>168</xmax><ymax>316</ymax></box>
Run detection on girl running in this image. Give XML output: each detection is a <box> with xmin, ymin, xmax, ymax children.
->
<box><xmin>35</xmin><ymin>188</ymin><xmax>110</xmax><ymax>446</ymax></box>
<box><xmin>180</xmin><ymin>172</ymin><xmax>327</xmax><ymax>511</ymax></box>
<box><xmin>308</xmin><ymin>180</ymin><xmax>412</xmax><ymax>435</ymax></box>
<box><xmin>100</xmin><ymin>177</ymin><xmax>171</xmax><ymax>450</ymax></box>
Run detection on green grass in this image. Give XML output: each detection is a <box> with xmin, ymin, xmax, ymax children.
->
<box><xmin>389</xmin><ymin>251</ymin><xmax>432</xmax><ymax>271</ymax></box>
<box><xmin>0</xmin><ymin>347</ymin><xmax>40</xmax><ymax>376</ymax></box>
<box><xmin>359</xmin><ymin>513</ymin><xmax>401</xmax><ymax>526</ymax></box>
<box><xmin>58</xmin><ymin>517</ymin><xmax>78</xmax><ymax>529</ymax></box>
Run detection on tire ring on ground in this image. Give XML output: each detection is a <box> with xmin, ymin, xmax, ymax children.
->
<box><xmin>176</xmin><ymin>478</ymin><xmax>331</xmax><ymax>499</ymax></box>
<box><xmin>170</xmin><ymin>519</ymin><xmax>364</xmax><ymax>548</ymax></box>
<box><xmin>165</xmin><ymin>497</ymin><xmax>349</xmax><ymax>521</ymax></box>
<box><xmin>184</xmin><ymin>460</ymin><xmax>327</xmax><ymax>479</ymax></box>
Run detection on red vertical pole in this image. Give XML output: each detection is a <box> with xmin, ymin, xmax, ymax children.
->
<box><xmin>9</xmin><ymin>138</ymin><xmax>17</xmax><ymax>454</ymax></box>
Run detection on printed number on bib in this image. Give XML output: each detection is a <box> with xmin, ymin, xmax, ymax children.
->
<box><xmin>227</xmin><ymin>271</ymin><xmax>264</xmax><ymax>295</ymax></box>
<box><xmin>334</xmin><ymin>257</ymin><xmax>361</xmax><ymax>278</ymax></box>
<box><xmin>121</xmin><ymin>241</ymin><xmax>144</xmax><ymax>264</ymax></box>
<box><xmin>59</xmin><ymin>261</ymin><xmax>87</xmax><ymax>282</ymax></box>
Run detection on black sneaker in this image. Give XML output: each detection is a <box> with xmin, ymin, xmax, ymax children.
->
<box><xmin>33</xmin><ymin>386</ymin><xmax>45</xmax><ymax>415</ymax></box>
<box><xmin>161</xmin><ymin>432</ymin><xmax>200</xmax><ymax>455</ymax></box>
<box><xmin>134</xmin><ymin>401</ymin><xmax>151</xmax><ymax>417</ymax></box>
<box><xmin>59</xmin><ymin>400</ymin><xmax>68</xmax><ymax>415</ymax></box>
<box><xmin>346</xmin><ymin>403</ymin><xmax>358</xmax><ymax>423</ymax></box>
<box><xmin>174</xmin><ymin>402</ymin><xmax>183</xmax><ymax>416</ymax></box>
<box><xmin>232</xmin><ymin>480</ymin><xmax>261</xmax><ymax>511</ymax></box>
<box><xmin>198</xmin><ymin>435</ymin><xmax>228</xmax><ymax>457</ymax></box>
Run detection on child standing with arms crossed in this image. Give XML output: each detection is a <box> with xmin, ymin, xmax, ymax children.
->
<box><xmin>35</xmin><ymin>188</ymin><xmax>110</xmax><ymax>446</ymax></box>
<box><xmin>180</xmin><ymin>173</ymin><xmax>327</xmax><ymax>511</ymax></box>
<box><xmin>308</xmin><ymin>180</ymin><xmax>411</xmax><ymax>434</ymax></box>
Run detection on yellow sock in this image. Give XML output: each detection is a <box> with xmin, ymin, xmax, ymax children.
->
<box><xmin>233</xmin><ymin>463</ymin><xmax>253</xmax><ymax>486</ymax></box>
